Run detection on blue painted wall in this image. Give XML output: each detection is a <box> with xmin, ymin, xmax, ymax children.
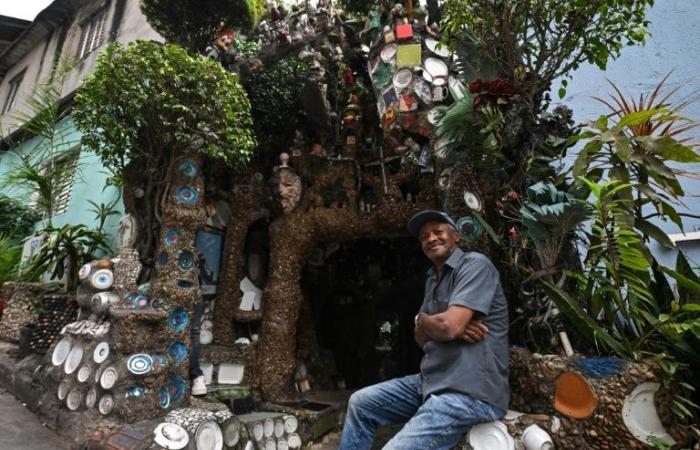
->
<box><xmin>0</xmin><ymin>116</ymin><xmax>124</xmax><ymax>251</ymax></box>
<box><xmin>561</xmin><ymin>0</ymin><xmax>700</xmax><ymax>268</ymax></box>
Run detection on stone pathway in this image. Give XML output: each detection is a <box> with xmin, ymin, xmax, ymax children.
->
<box><xmin>0</xmin><ymin>388</ymin><xmax>69</xmax><ymax>450</ymax></box>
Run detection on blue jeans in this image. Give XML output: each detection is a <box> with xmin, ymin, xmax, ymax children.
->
<box><xmin>339</xmin><ymin>374</ymin><xmax>505</xmax><ymax>450</ymax></box>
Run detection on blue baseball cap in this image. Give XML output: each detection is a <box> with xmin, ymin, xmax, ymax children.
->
<box><xmin>407</xmin><ymin>210</ymin><xmax>458</xmax><ymax>238</ymax></box>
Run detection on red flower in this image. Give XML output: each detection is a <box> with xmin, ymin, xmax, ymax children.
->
<box><xmin>483</xmin><ymin>79</ymin><xmax>519</xmax><ymax>96</ymax></box>
<box><xmin>469</xmin><ymin>79</ymin><xmax>483</xmax><ymax>93</ymax></box>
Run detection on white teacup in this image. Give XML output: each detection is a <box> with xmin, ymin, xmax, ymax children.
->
<box><xmin>522</xmin><ymin>424</ymin><xmax>554</xmax><ymax>450</ymax></box>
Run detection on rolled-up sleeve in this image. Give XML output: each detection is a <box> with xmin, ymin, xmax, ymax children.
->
<box><xmin>448</xmin><ymin>257</ymin><xmax>499</xmax><ymax>316</ymax></box>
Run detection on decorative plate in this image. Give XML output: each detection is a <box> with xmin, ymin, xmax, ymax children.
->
<box><xmin>98</xmin><ymin>394</ymin><xmax>114</xmax><ymax>415</ymax></box>
<box><xmin>177</xmin><ymin>280</ymin><xmax>194</xmax><ymax>289</ymax></box>
<box><xmin>125</xmin><ymin>384</ymin><xmax>146</xmax><ymax>398</ymax></box>
<box><xmin>127</xmin><ymin>354</ymin><xmax>153</xmax><ymax>375</ymax></box>
<box><xmin>380</xmin><ymin>43</ymin><xmax>397</xmax><ymax>63</ymax></box>
<box><xmin>134</xmin><ymin>295</ymin><xmax>150</xmax><ymax>309</ymax></box>
<box><xmin>253</xmin><ymin>422</ymin><xmax>264</xmax><ymax>442</ymax></box>
<box><xmin>52</xmin><ymin>337</ymin><xmax>72</xmax><ymax>366</ymax></box>
<box><xmin>168</xmin><ymin>309</ymin><xmax>190</xmax><ymax>332</ymax></box>
<box><xmin>284</xmin><ymin>415</ymin><xmax>298</xmax><ymax>434</ymax></box>
<box><xmin>179</xmin><ymin>160</ymin><xmax>198</xmax><ymax>178</ymax></box>
<box><xmin>57</xmin><ymin>379</ymin><xmax>70</xmax><ymax>400</ymax></box>
<box><xmin>274</xmin><ymin>419</ymin><xmax>285</xmax><ymax>438</ymax></box>
<box><xmin>622</xmin><ymin>382</ymin><xmax>676</xmax><ymax>446</ymax></box>
<box><xmin>392</xmin><ymin>68</ymin><xmax>413</xmax><ymax>91</ymax></box>
<box><xmin>90</xmin><ymin>269</ymin><xmax>114</xmax><ymax>290</ymax></box>
<box><xmin>85</xmin><ymin>386</ymin><xmax>97</xmax><ymax>409</ymax></box>
<box><xmin>278</xmin><ymin>438</ymin><xmax>289</xmax><ymax>450</ymax></box>
<box><xmin>164</xmin><ymin>228</ymin><xmax>180</xmax><ymax>246</ymax></box>
<box><xmin>468</xmin><ymin>421</ymin><xmax>514</xmax><ymax>450</ymax></box>
<box><xmin>65</xmin><ymin>343</ymin><xmax>84</xmax><ymax>375</ymax></box>
<box><xmin>151</xmin><ymin>298</ymin><xmax>163</xmax><ymax>309</ymax></box>
<box><xmin>457</xmin><ymin>215</ymin><xmax>484</xmax><ymax>241</ymax></box>
<box><xmin>424</xmin><ymin>57</ymin><xmax>449</xmax><ymax>80</ymax></box>
<box><xmin>66</xmin><ymin>388</ymin><xmax>83</xmax><ymax>411</ymax></box>
<box><xmin>94</xmin><ymin>365</ymin><xmax>104</xmax><ymax>384</ymax></box>
<box><xmin>152</xmin><ymin>353</ymin><xmax>168</xmax><ymax>366</ymax></box>
<box><xmin>93</xmin><ymin>341</ymin><xmax>110</xmax><ymax>364</ymax></box>
<box><xmin>222</xmin><ymin>420</ymin><xmax>240</xmax><ymax>447</ymax></box>
<box><xmin>157</xmin><ymin>251</ymin><xmax>169</xmax><ymax>266</ymax></box>
<box><xmin>177</xmin><ymin>186</ymin><xmax>198</xmax><ymax>205</ymax></box>
<box><xmin>195</xmin><ymin>420</ymin><xmax>223</xmax><ymax>450</ymax></box>
<box><xmin>77</xmin><ymin>365</ymin><xmax>92</xmax><ymax>383</ymax></box>
<box><xmin>287</xmin><ymin>433</ymin><xmax>302</xmax><ymax>449</ymax></box>
<box><xmin>177</xmin><ymin>250</ymin><xmax>195</xmax><ymax>270</ymax></box>
<box><xmin>78</xmin><ymin>263</ymin><xmax>92</xmax><ymax>280</ymax></box>
<box><xmin>464</xmin><ymin>191</ymin><xmax>482</xmax><ymax>211</ymax></box>
<box><xmin>159</xmin><ymin>386</ymin><xmax>171</xmax><ymax>409</ymax></box>
<box><xmin>168</xmin><ymin>341</ymin><xmax>188</xmax><ymax>364</ymax></box>
<box><xmin>169</xmin><ymin>374</ymin><xmax>187</xmax><ymax>402</ymax></box>
<box><xmin>425</xmin><ymin>37</ymin><xmax>451</xmax><ymax>58</ymax></box>
<box><xmin>100</xmin><ymin>366</ymin><xmax>119</xmax><ymax>390</ymax></box>
<box><xmin>553</xmin><ymin>371</ymin><xmax>597</xmax><ymax>419</ymax></box>
<box><xmin>372</xmin><ymin>62</ymin><xmax>392</xmax><ymax>87</ymax></box>
<box><xmin>154</xmin><ymin>422</ymin><xmax>190</xmax><ymax>450</ymax></box>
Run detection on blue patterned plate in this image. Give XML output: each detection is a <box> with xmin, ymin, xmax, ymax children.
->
<box><xmin>157</xmin><ymin>251</ymin><xmax>169</xmax><ymax>266</ymax></box>
<box><xmin>178</xmin><ymin>251</ymin><xmax>195</xmax><ymax>270</ymax></box>
<box><xmin>456</xmin><ymin>215</ymin><xmax>483</xmax><ymax>241</ymax></box>
<box><xmin>179</xmin><ymin>160</ymin><xmax>198</xmax><ymax>177</ymax></box>
<box><xmin>159</xmin><ymin>386</ymin><xmax>171</xmax><ymax>408</ymax></box>
<box><xmin>127</xmin><ymin>354</ymin><xmax>153</xmax><ymax>375</ymax></box>
<box><xmin>169</xmin><ymin>374</ymin><xmax>187</xmax><ymax>402</ymax></box>
<box><xmin>168</xmin><ymin>308</ymin><xmax>189</xmax><ymax>332</ymax></box>
<box><xmin>152</xmin><ymin>353</ymin><xmax>167</xmax><ymax>366</ymax></box>
<box><xmin>134</xmin><ymin>295</ymin><xmax>150</xmax><ymax>309</ymax></box>
<box><xmin>164</xmin><ymin>228</ymin><xmax>180</xmax><ymax>246</ymax></box>
<box><xmin>125</xmin><ymin>384</ymin><xmax>146</xmax><ymax>398</ymax></box>
<box><xmin>168</xmin><ymin>341</ymin><xmax>187</xmax><ymax>364</ymax></box>
<box><xmin>177</xmin><ymin>187</ymin><xmax>198</xmax><ymax>205</ymax></box>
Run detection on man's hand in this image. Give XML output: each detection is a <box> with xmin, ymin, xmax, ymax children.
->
<box><xmin>463</xmin><ymin>319</ymin><xmax>488</xmax><ymax>343</ymax></box>
<box><xmin>414</xmin><ymin>324</ymin><xmax>429</xmax><ymax>348</ymax></box>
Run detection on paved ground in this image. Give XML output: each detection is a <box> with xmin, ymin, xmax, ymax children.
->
<box><xmin>0</xmin><ymin>388</ymin><xmax>69</xmax><ymax>450</ymax></box>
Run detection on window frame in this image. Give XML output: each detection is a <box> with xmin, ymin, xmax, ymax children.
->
<box><xmin>76</xmin><ymin>8</ymin><xmax>107</xmax><ymax>60</ymax></box>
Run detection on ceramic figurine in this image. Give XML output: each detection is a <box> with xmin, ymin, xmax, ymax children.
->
<box><xmin>205</xmin><ymin>28</ymin><xmax>235</xmax><ymax>60</ymax></box>
<box><xmin>117</xmin><ymin>214</ymin><xmax>138</xmax><ymax>251</ymax></box>
<box><xmin>270</xmin><ymin>154</ymin><xmax>302</xmax><ymax>214</ymax></box>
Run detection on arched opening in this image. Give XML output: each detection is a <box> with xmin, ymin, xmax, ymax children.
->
<box><xmin>299</xmin><ymin>237</ymin><xmax>427</xmax><ymax>392</ymax></box>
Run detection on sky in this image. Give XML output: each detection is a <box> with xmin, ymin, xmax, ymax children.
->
<box><xmin>0</xmin><ymin>0</ymin><xmax>53</xmax><ymax>20</ymax></box>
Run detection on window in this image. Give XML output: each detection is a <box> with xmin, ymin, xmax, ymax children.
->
<box><xmin>50</xmin><ymin>151</ymin><xmax>80</xmax><ymax>216</ymax></box>
<box><xmin>2</xmin><ymin>70</ymin><xmax>25</xmax><ymax>114</ymax></box>
<box><xmin>76</xmin><ymin>9</ymin><xmax>107</xmax><ymax>59</ymax></box>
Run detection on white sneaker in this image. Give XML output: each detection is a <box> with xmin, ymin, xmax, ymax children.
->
<box><xmin>192</xmin><ymin>376</ymin><xmax>207</xmax><ymax>396</ymax></box>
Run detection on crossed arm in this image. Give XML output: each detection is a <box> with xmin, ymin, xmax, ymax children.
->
<box><xmin>414</xmin><ymin>305</ymin><xmax>488</xmax><ymax>347</ymax></box>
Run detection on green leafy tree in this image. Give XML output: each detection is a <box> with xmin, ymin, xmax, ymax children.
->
<box><xmin>441</xmin><ymin>0</ymin><xmax>654</xmax><ymax>100</ymax></box>
<box><xmin>0</xmin><ymin>195</ymin><xmax>39</xmax><ymax>239</ymax></box>
<box><xmin>140</xmin><ymin>0</ymin><xmax>267</xmax><ymax>52</ymax></box>
<box><xmin>73</xmin><ymin>40</ymin><xmax>256</xmax><ymax>258</ymax></box>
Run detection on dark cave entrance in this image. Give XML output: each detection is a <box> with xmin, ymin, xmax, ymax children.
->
<box><xmin>301</xmin><ymin>237</ymin><xmax>428</xmax><ymax>391</ymax></box>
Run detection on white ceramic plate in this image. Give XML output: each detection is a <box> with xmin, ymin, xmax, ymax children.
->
<box><xmin>278</xmin><ymin>438</ymin><xmax>289</xmax><ymax>450</ymax></box>
<box><xmin>90</xmin><ymin>269</ymin><xmax>114</xmax><ymax>290</ymax></box>
<box><xmin>287</xmin><ymin>433</ymin><xmax>302</xmax><ymax>449</ymax></box>
<box><xmin>253</xmin><ymin>422</ymin><xmax>264</xmax><ymax>441</ymax></box>
<box><xmin>425</xmin><ymin>37</ymin><xmax>451</xmax><ymax>58</ymax></box>
<box><xmin>65</xmin><ymin>343</ymin><xmax>84</xmax><ymax>375</ymax></box>
<box><xmin>424</xmin><ymin>57</ymin><xmax>448</xmax><ymax>80</ymax></box>
<box><xmin>66</xmin><ymin>388</ymin><xmax>83</xmax><ymax>411</ymax></box>
<box><xmin>85</xmin><ymin>386</ymin><xmax>97</xmax><ymax>409</ymax></box>
<box><xmin>380</xmin><ymin>43</ymin><xmax>397</xmax><ymax>63</ymax></box>
<box><xmin>284</xmin><ymin>415</ymin><xmax>298</xmax><ymax>434</ymax></box>
<box><xmin>222</xmin><ymin>419</ymin><xmax>240</xmax><ymax>447</ymax></box>
<box><xmin>100</xmin><ymin>366</ymin><xmax>119</xmax><ymax>390</ymax></box>
<box><xmin>392</xmin><ymin>68</ymin><xmax>413</xmax><ymax>91</ymax></box>
<box><xmin>464</xmin><ymin>191</ymin><xmax>482</xmax><ymax>211</ymax></box>
<box><xmin>94</xmin><ymin>365</ymin><xmax>104</xmax><ymax>384</ymax></box>
<box><xmin>98</xmin><ymin>394</ymin><xmax>114</xmax><ymax>415</ymax></box>
<box><xmin>57</xmin><ymin>379</ymin><xmax>70</xmax><ymax>400</ymax></box>
<box><xmin>154</xmin><ymin>422</ymin><xmax>190</xmax><ymax>450</ymax></box>
<box><xmin>195</xmin><ymin>420</ymin><xmax>223</xmax><ymax>450</ymax></box>
<box><xmin>78</xmin><ymin>263</ymin><xmax>92</xmax><ymax>280</ymax></box>
<box><xmin>265</xmin><ymin>438</ymin><xmax>276</xmax><ymax>450</ymax></box>
<box><xmin>468</xmin><ymin>421</ymin><xmax>515</xmax><ymax>450</ymax></box>
<box><xmin>77</xmin><ymin>365</ymin><xmax>92</xmax><ymax>383</ymax></box>
<box><xmin>52</xmin><ymin>337</ymin><xmax>72</xmax><ymax>366</ymax></box>
<box><xmin>127</xmin><ymin>353</ymin><xmax>153</xmax><ymax>375</ymax></box>
<box><xmin>622</xmin><ymin>382</ymin><xmax>676</xmax><ymax>446</ymax></box>
<box><xmin>93</xmin><ymin>341</ymin><xmax>110</xmax><ymax>364</ymax></box>
<box><xmin>274</xmin><ymin>419</ymin><xmax>285</xmax><ymax>438</ymax></box>
<box><xmin>264</xmin><ymin>418</ymin><xmax>275</xmax><ymax>438</ymax></box>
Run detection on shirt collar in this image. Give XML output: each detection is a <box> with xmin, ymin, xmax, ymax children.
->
<box><xmin>426</xmin><ymin>247</ymin><xmax>464</xmax><ymax>277</ymax></box>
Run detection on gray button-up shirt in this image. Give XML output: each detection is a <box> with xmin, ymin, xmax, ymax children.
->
<box><xmin>419</xmin><ymin>248</ymin><xmax>510</xmax><ymax>411</ymax></box>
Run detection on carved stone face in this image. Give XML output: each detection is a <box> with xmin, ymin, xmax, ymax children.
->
<box><xmin>272</xmin><ymin>169</ymin><xmax>302</xmax><ymax>214</ymax></box>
